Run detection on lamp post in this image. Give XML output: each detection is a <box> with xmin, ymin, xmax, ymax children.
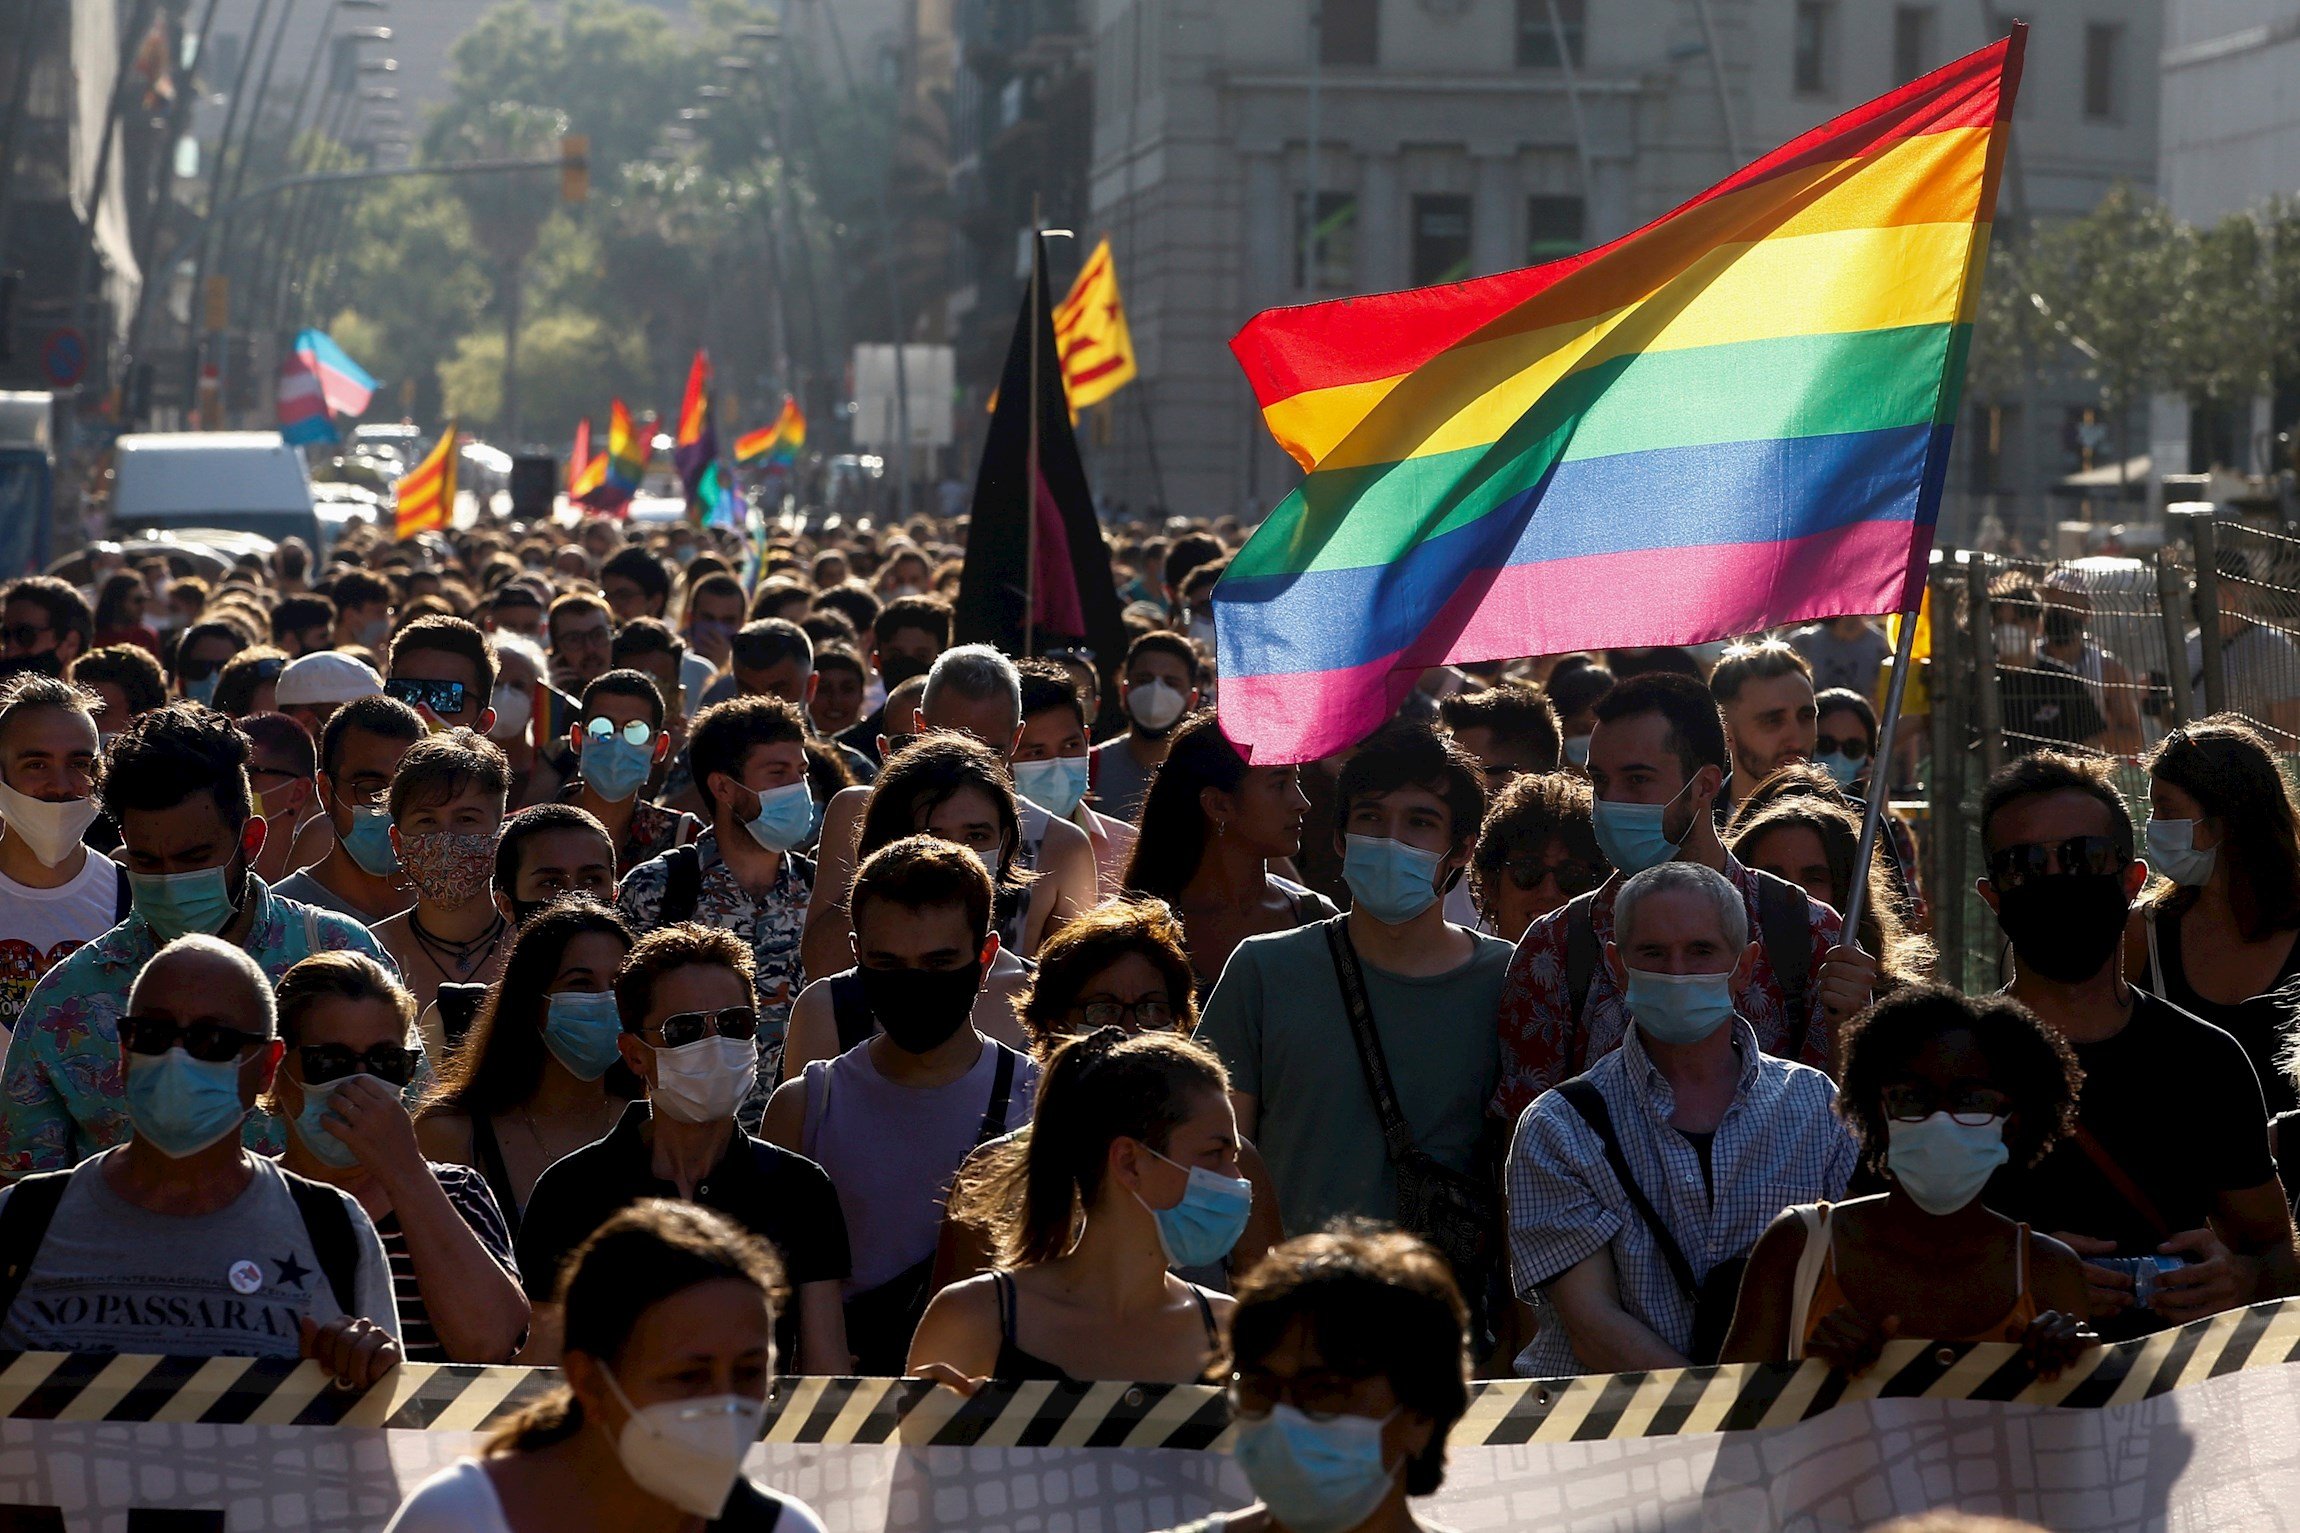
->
<box><xmin>247</xmin><ymin>9</ymin><xmax>390</xmax><ymax>322</ymax></box>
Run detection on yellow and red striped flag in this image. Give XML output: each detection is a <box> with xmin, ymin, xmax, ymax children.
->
<box><xmin>1051</xmin><ymin>236</ymin><xmax>1136</xmax><ymax>418</ymax></box>
<box><xmin>394</xmin><ymin>425</ymin><xmax>457</xmax><ymax>539</ymax></box>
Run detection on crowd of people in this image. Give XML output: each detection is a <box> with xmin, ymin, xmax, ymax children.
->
<box><xmin>0</xmin><ymin>506</ymin><xmax>2294</xmax><ymax>1533</ymax></box>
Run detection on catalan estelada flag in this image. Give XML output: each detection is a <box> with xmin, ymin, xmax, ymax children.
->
<box><xmin>1213</xmin><ymin>30</ymin><xmax>2023</xmax><ymax>764</ymax></box>
<box><xmin>394</xmin><ymin>425</ymin><xmax>457</xmax><ymax>539</ymax></box>
<box><xmin>672</xmin><ymin>350</ymin><xmax>717</xmax><ymax>502</ymax></box>
<box><xmin>1053</xmin><ymin>236</ymin><xmax>1136</xmax><ymax>418</ymax></box>
<box><xmin>736</xmin><ymin>395</ymin><xmax>805</xmax><ymax>468</ymax></box>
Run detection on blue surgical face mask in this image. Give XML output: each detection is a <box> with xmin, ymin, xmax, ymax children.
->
<box><xmin>1623</xmin><ymin>965</ymin><xmax>1737</xmax><ymax>1046</ymax></box>
<box><xmin>1814</xmin><ymin>750</ymin><xmax>1864</xmax><ymax>790</ymax></box>
<box><xmin>2144</xmin><ymin>817</ymin><xmax>2216</xmax><ymax>887</ymax></box>
<box><xmin>1134</xmin><ymin>1145</ymin><xmax>1253</xmax><ymax>1270</ymax></box>
<box><xmin>291</xmin><ymin>1076</ymin><xmax>361</xmax><ymax>1168</ymax></box>
<box><xmin>1591</xmin><ymin>777</ymin><xmax>1695</xmax><ymax>875</ymax></box>
<box><xmin>1013</xmin><ymin>754</ymin><xmax>1089</xmax><ymax>819</ymax></box>
<box><xmin>583</xmin><ymin>733</ymin><xmax>655</xmax><ymax>802</ymax></box>
<box><xmin>1886</xmin><ymin>1112</ymin><xmax>2010</xmax><ymax>1216</ymax></box>
<box><xmin>738</xmin><ymin>780</ymin><xmax>815</xmax><ymax>853</ymax></box>
<box><xmin>126</xmin><ymin>1047</ymin><xmax>251</xmax><ymax>1159</ymax></box>
<box><xmin>544</xmin><ymin>989</ymin><xmax>626</xmax><ymax>1080</ymax></box>
<box><xmin>1562</xmin><ymin>734</ymin><xmax>1591</xmax><ymax>767</ymax></box>
<box><xmin>184</xmin><ymin>672</ymin><xmax>221</xmax><ymax>707</ymax></box>
<box><xmin>129</xmin><ymin>863</ymin><xmax>243</xmax><ymax>942</ymax></box>
<box><xmin>341</xmin><ymin>803</ymin><xmax>401</xmax><ymax>876</ymax></box>
<box><xmin>1231</xmin><ymin>1404</ymin><xmax>1398</xmax><ymax>1533</ymax></box>
<box><xmin>1342</xmin><ymin>834</ymin><xmax>1447</xmax><ymax>925</ymax></box>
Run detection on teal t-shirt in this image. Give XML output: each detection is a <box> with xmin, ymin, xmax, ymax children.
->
<box><xmin>1197</xmin><ymin>920</ymin><xmax>1511</xmax><ymax>1238</ymax></box>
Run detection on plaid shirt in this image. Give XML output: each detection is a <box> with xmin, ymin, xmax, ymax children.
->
<box><xmin>0</xmin><ymin>877</ymin><xmax>395</xmax><ymax>1175</ymax></box>
<box><xmin>1504</xmin><ymin>1019</ymin><xmax>1856</xmax><ymax>1378</ymax></box>
<box><xmin>1491</xmin><ymin>854</ymin><xmax>1842</xmax><ymax>1122</ymax></box>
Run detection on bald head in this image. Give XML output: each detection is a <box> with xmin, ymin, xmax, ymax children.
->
<box><xmin>130</xmin><ymin>934</ymin><xmax>277</xmax><ymax>1036</ymax></box>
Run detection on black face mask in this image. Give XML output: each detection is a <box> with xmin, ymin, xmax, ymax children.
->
<box><xmin>0</xmin><ymin>651</ymin><xmax>63</xmax><ymax>682</ymax></box>
<box><xmin>1994</xmin><ymin>873</ymin><xmax>2129</xmax><ymax>984</ymax></box>
<box><xmin>859</xmin><ymin>960</ymin><xmax>984</xmax><ymax>1055</ymax></box>
<box><xmin>879</xmin><ymin>653</ymin><xmax>933</xmax><ymax>691</ymax></box>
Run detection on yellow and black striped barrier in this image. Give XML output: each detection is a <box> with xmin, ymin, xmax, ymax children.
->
<box><xmin>0</xmin><ymin>1296</ymin><xmax>2290</xmax><ymax>1443</ymax></box>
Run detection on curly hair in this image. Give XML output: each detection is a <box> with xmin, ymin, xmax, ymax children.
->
<box><xmin>1014</xmin><ymin>897</ymin><xmax>1197</xmax><ymax>1057</ymax></box>
<box><xmin>1836</xmin><ymin>984</ymin><xmax>2082</xmax><ymax>1173</ymax></box>
<box><xmin>1468</xmin><ymin>771</ymin><xmax>1604</xmax><ymax>921</ymax></box>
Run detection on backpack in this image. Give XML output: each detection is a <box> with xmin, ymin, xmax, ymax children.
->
<box><xmin>0</xmin><ymin>1163</ymin><xmax>363</xmax><ymax>1324</ymax></box>
<box><xmin>1562</xmin><ymin>868</ymin><xmax>1815</xmax><ymax>1063</ymax></box>
<box><xmin>659</xmin><ymin>842</ymin><xmax>706</xmax><ymax>923</ymax></box>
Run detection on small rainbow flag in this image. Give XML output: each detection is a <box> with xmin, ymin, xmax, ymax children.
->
<box><xmin>1214</xmin><ymin>30</ymin><xmax>2023</xmax><ymax>764</ymax></box>
<box><xmin>672</xmin><ymin>349</ymin><xmax>718</xmax><ymax>502</ymax></box>
<box><xmin>394</xmin><ymin>424</ymin><xmax>457</xmax><ymax>539</ymax></box>
<box><xmin>736</xmin><ymin>395</ymin><xmax>804</xmax><ymax>468</ymax></box>
<box><xmin>576</xmin><ymin>399</ymin><xmax>647</xmax><ymax>509</ymax></box>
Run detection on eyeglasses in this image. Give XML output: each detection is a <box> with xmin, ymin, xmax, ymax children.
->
<box><xmin>178</xmin><ymin>655</ymin><xmax>227</xmax><ymax>682</ymax></box>
<box><xmin>249</xmin><ymin>765</ymin><xmax>309</xmax><ymax>785</ymax></box>
<box><xmin>298</xmin><ymin>1042</ymin><xmax>418</xmax><ymax>1087</ymax></box>
<box><xmin>119</xmin><ymin>1015</ymin><xmax>271</xmax><ymax>1062</ymax></box>
<box><xmin>1815</xmin><ymin>733</ymin><xmax>1872</xmax><ymax>761</ymax></box>
<box><xmin>647</xmin><ymin>1006</ymin><xmax>759</xmax><ymax>1048</ymax></box>
<box><xmin>1881</xmin><ymin>1082</ymin><xmax>2014</xmax><ymax>1125</ymax></box>
<box><xmin>584</xmin><ymin>716</ymin><xmax>656</xmax><ymax>748</ymax></box>
<box><xmin>1228</xmin><ymin>1369</ymin><xmax>1367</xmax><ymax>1423</ymax></box>
<box><xmin>1</xmin><ymin>622</ymin><xmax>53</xmax><ymax>649</ymax></box>
<box><xmin>1077</xmin><ymin>998</ymin><xmax>1176</xmax><ymax>1031</ymax></box>
<box><xmin>1985</xmin><ymin>836</ymin><xmax>2128</xmax><ymax>891</ymax></box>
<box><xmin>1503</xmin><ymin>855</ymin><xmax>1606</xmax><ymax>897</ymax></box>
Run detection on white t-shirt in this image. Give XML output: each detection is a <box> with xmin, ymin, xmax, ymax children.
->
<box><xmin>0</xmin><ymin>853</ymin><xmax>120</xmax><ymax>1038</ymax></box>
<box><xmin>385</xmin><ymin>1458</ymin><xmax>830</xmax><ymax>1533</ymax></box>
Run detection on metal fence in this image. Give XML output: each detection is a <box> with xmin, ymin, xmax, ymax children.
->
<box><xmin>1917</xmin><ymin>510</ymin><xmax>2300</xmax><ymax>988</ymax></box>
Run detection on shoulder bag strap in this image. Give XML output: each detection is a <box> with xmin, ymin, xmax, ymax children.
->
<box><xmin>468</xmin><ymin>1113</ymin><xmax>523</xmax><ymax>1238</ymax></box>
<box><xmin>1784</xmin><ymin>1203</ymin><xmax>1831</xmax><ymax>1360</ymax></box>
<box><xmin>975</xmin><ymin>1045</ymin><xmax>1018</xmax><ymax>1148</ymax></box>
<box><xmin>0</xmin><ymin>1170</ymin><xmax>75</xmax><ymax>1323</ymax></box>
<box><xmin>283</xmin><ymin>1173</ymin><xmax>363</xmax><ymax>1317</ymax></box>
<box><xmin>1322</xmin><ymin>918</ymin><xmax>1419</xmax><ymax>1165</ymax></box>
<box><xmin>2070</xmin><ymin>1125</ymin><xmax>2174</xmax><ymax>1244</ymax></box>
<box><xmin>1553</xmin><ymin>1079</ymin><xmax>1700</xmax><ymax>1303</ymax></box>
<box><xmin>1563</xmin><ymin>891</ymin><xmax>1601</xmax><ymax>1040</ymax></box>
<box><xmin>661</xmin><ymin>844</ymin><xmax>703</xmax><ymax>924</ymax></box>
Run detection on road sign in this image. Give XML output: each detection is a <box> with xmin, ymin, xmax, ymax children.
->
<box><xmin>40</xmin><ymin>328</ymin><xmax>85</xmax><ymax>388</ymax></box>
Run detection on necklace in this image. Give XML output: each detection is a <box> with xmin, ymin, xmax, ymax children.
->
<box><xmin>410</xmin><ymin>910</ymin><xmax>507</xmax><ymax>977</ymax></box>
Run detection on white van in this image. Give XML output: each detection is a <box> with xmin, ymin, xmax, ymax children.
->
<box><xmin>111</xmin><ymin>432</ymin><xmax>322</xmax><ymax>550</ymax></box>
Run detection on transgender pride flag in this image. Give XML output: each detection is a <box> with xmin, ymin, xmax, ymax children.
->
<box><xmin>276</xmin><ymin>354</ymin><xmax>336</xmax><ymax>446</ymax></box>
<box><xmin>293</xmin><ymin>329</ymin><xmax>376</xmax><ymax>417</ymax></box>
<box><xmin>1215</xmin><ymin>30</ymin><xmax>2023</xmax><ymax>764</ymax></box>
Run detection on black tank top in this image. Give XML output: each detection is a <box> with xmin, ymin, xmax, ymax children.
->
<box><xmin>2149</xmin><ymin>909</ymin><xmax>2300</xmax><ymax>1117</ymax></box>
<box><xmin>991</xmin><ymin>1270</ymin><xmax>1220</xmax><ymax>1383</ymax></box>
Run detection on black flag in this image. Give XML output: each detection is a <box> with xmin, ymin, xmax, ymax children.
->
<box><xmin>954</xmin><ymin>234</ymin><xmax>1128</xmax><ymax>665</ymax></box>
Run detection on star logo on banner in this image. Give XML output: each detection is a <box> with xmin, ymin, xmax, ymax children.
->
<box><xmin>272</xmin><ymin>1252</ymin><xmax>312</xmax><ymax>1289</ymax></box>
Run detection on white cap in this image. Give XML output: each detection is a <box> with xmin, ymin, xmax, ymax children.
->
<box><xmin>275</xmin><ymin>651</ymin><xmax>384</xmax><ymax>707</ymax></box>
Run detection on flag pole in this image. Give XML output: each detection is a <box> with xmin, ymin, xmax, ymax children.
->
<box><xmin>1026</xmin><ymin>214</ymin><xmax>1042</xmax><ymax>660</ymax></box>
<box><xmin>1841</xmin><ymin>602</ymin><xmax>1922</xmax><ymax>948</ymax></box>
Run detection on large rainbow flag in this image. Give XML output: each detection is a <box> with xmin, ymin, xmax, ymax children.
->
<box><xmin>735</xmin><ymin>395</ymin><xmax>805</xmax><ymax>469</ymax></box>
<box><xmin>1214</xmin><ymin>30</ymin><xmax>2023</xmax><ymax>764</ymax></box>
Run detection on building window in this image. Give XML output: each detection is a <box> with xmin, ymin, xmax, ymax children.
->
<box><xmin>1412</xmin><ymin>194</ymin><xmax>1473</xmax><ymax>286</ymax></box>
<box><xmin>1294</xmin><ymin>190</ymin><xmax>1360</xmax><ymax>293</ymax></box>
<box><xmin>1526</xmin><ymin>194</ymin><xmax>1586</xmax><ymax>262</ymax></box>
<box><xmin>1793</xmin><ymin>1</ymin><xmax>1830</xmax><ymax>96</ymax></box>
<box><xmin>1892</xmin><ymin>6</ymin><xmax>1932</xmax><ymax>83</ymax></box>
<box><xmin>1318</xmin><ymin>0</ymin><xmax>1379</xmax><ymax>67</ymax></box>
<box><xmin>2084</xmin><ymin>23</ymin><xmax>2120</xmax><ymax>120</ymax></box>
<box><xmin>1515</xmin><ymin>0</ymin><xmax>1586</xmax><ymax>69</ymax></box>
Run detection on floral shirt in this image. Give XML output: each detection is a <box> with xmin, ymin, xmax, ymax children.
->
<box><xmin>0</xmin><ymin>876</ymin><xmax>396</xmax><ymax>1176</ymax></box>
<box><xmin>1490</xmin><ymin>854</ymin><xmax>1842</xmax><ymax>1124</ymax></box>
<box><xmin>618</xmin><ymin>832</ymin><xmax>812</xmax><ymax>1131</ymax></box>
<box><xmin>558</xmin><ymin>780</ymin><xmax>700</xmax><ymax>875</ymax></box>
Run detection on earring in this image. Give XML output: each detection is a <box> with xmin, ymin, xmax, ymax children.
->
<box><xmin>1215</xmin><ymin>819</ymin><xmax>1228</xmax><ymax>837</ymax></box>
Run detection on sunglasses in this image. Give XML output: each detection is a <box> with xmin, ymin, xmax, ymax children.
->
<box><xmin>647</xmin><ymin>1006</ymin><xmax>759</xmax><ymax>1048</ymax></box>
<box><xmin>0</xmin><ymin>622</ymin><xmax>52</xmax><ymax>649</ymax></box>
<box><xmin>1815</xmin><ymin>733</ymin><xmax>1872</xmax><ymax>761</ymax></box>
<box><xmin>1078</xmin><ymin>998</ymin><xmax>1176</xmax><ymax>1031</ymax></box>
<box><xmin>387</xmin><ymin>677</ymin><xmax>468</xmax><ymax>716</ymax></box>
<box><xmin>119</xmin><ymin>1015</ymin><xmax>270</xmax><ymax>1063</ymax></box>
<box><xmin>177</xmin><ymin>655</ymin><xmax>227</xmax><ymax>682</ymax></box>
<box><xmin>584</xmin><ymin>716</ymin><xmax>657</xmax><ymax>748</ymax></box>
<box><xmin>1881</xmin><ymin>1081</ymin><xmax>2014</xmax><ymax>1125</ymax></box>
<box><xmin>297</xmin><ymin>1042</ymin><xmax>418</xmax><ymax>1087</ymax></box>
<box><xmin>1985</xmin><ymin>835</ymin><xmax>2129</xmax><ymax>891</ymax></box>
<box><xmin>1503</xmin><ymin>855</ymin><xmax>1606</xmax><ymax>897</ymax></box>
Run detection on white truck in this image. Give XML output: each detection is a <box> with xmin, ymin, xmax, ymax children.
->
<box><xmin>110</xmin><ymin>431</ymin><xmax>328</xmax><ymax>551</ymax></box>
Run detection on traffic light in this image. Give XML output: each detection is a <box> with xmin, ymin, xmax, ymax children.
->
<box><xmin>560</xmin><ymin>134</ymin><xmax>589</xmax><ymax>204</ymax></box>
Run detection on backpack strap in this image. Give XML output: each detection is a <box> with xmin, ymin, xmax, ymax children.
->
<box><xmin>1749</xmin><ymin>870</ymin><xmax>1814</xmax><ymax>1060</ymax></box>
<box><xmin>0</xmin><ymin>1170</ymin><xmax>76</xmax><ymax>1324</ymax></box>
<box><xmin>975</xmin><ymin>1044</ymin><xmax>1019</xmax><ymax>1148</ymax></box>
<box><xmin>1553</xmin><ymin>1080</ymin><xmax>1700</xmax><ymax>1303</ymax></box>
<box><xmin>660</xmin><ymin>843</ymin><xmax>703</xmax><ymax>924</ymax></box>
<box><xmin>281</xmin><ymin>1171</ymin><xmax>363</xmax><ymax>1319</ymax></box>
<box><xmin>1562</xmin><ymin>890</ymin><xmax>1604</xmax><ymax>1071</ymax></box>
<box><xmin>112</xmin><ymin>862</ymin><xmax>133</xmax><ymax>924</ymax></box>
